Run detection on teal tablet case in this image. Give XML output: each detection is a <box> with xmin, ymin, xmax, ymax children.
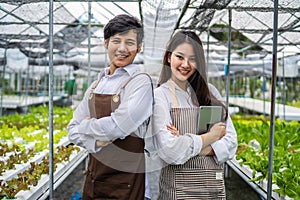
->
<box><xmin>198</xmin><ymin>106</ymin><xmax>223</xmax><ymax>133</ymax></box>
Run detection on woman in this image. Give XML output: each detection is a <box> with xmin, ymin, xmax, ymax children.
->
<box><xmin>152</xmin><ymin>30</ymin><xmax>237</xmax><ymax>199</ymax></box>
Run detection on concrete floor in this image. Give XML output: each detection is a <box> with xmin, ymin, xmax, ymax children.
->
<box><xmin>50</xmin><ymin>160</ymin><xmax>263</xmax><ymax>200</ymax></box>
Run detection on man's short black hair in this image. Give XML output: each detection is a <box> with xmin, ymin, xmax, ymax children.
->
<box><xmin>104</xmin><ymin>14</ymin><xmax>143</xmax><ymax>45</ymax></box>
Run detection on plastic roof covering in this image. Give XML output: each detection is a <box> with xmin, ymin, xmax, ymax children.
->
<box><xmin>178</xmin><ymin>0</ymin><xmax>300</xmax><ymax>56</ymax></box>
<box><xmin>0</xmin><ymin>0</ymin><xmax>299</xmax><ymax>71</ymax></box>
<box><xmin>141</xmin><ymin>0</ymin><xmax>187</xmax><ymax>75</ymax></box>
<box><xmin>0</xmin><ymin>1</ymin><xmax>141</xmax><ymax>69</ymax></box>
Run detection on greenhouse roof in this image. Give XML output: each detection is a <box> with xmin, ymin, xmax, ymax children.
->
<box><xmin>0</xmin><ymin>0</ymin><xmax>299</xmax><ymax>68</ymax></box>
<box><xmin>178</xmin><ymin>0</ymin><xmax>300</xmax><ymax>56</ymax></box>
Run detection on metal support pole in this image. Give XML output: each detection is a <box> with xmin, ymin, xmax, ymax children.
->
<box><xmin>0</xmin><ymin>49</ymin><xmax>6</xmax><ymax>117</ymax></box>
<box><xmin>24</xmin><ymin>48</ymin><xmax>30</xmax><ymax>113</ymax></box>
<box><xmin>88</xmin><ymin>1</ymin><xmax>92</xmax><ymax>86</ymax></box>
<box><xmin>267</xmin><ymin>0</ymin><xmax>278</xmax><ymax>199</ymax></box>
<box><xmin>262</xmin><ymin>60</ymin><xmax>266</xmax><ymax>116</ymax></box>
<box><xmin>206</xmin><ymin>30</ymin><xmax>210</xmax><ymax>73</ymax></box>
<box><xmin>224</xmin><ymin>16</ymin><xmax>231</xmax><ymax>179</ymax></box>
<box><xmin>225</xmin><ymin>9</ymin><xmax>232</xmax><ymax>108</ymax></box>
<box><xmin>282</xmin><ymin>52</ymin><xmax>286</xmax><ymax>120</ymax></box>
<box><xmin>48</xmin><ymin>1</ymin><xmax>54</xmax><ymax>199</ymax></box>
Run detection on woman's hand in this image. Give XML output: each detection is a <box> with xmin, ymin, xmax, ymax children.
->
<box><xmin>209</xmin><ymin>122</ymin><xmax>226</xmax><ymax>139</ymax></box>
<box><xmin>200</xmin><ymin>145</ymin><xmax>215</xmax><ymax>156</ymax></box>
<box><xmin>201</xmin><ymin>122</ymin><xmax>226</xmax><ymax>147</ymax></box>
<box><xmin>167</xmin><ymin>123</ymin><xmax>179</xmax><ymax>136</ymax></box>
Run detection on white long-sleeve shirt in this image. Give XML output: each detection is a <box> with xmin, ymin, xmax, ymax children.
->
<box><xmin>152</xmin><ymin>80</ymin><xmax>237</xmax><ymax>165</ymax></box>
<box><xmin>67</xmin><ymin>64</ymin><xmax>153</xmax><ymax>153</ymax></box>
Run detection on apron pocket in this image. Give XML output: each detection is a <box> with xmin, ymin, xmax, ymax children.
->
<box><xmin>93</xmin><ymin>180</ymin><xmax>131</xmax><ymax>200</ymax></box>
<box><xmin>174</xmin><ymin>168</ymin><xmax>225</xmax><ymax>199</ymax></box>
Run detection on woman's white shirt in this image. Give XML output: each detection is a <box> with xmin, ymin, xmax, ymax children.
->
<box><xmin>152</xmin><ymin>80</ymin><xmax>237</xmax><ymax>165</ymax></box>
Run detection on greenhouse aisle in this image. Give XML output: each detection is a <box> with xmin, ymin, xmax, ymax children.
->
<box><xmin>46</xmin><ymin>161</ymin><xmax>86</xmax><ymax>200</ymax></box>
<box><xmin>225</xmin><ymin>168</ymin><xmax>262</xmax><ymax>200</ymax></box>
<box><xmin>228</xmin><ymin>97</ymin><xmax>300</xmax><ymax>121</ymax></box>
<box><xmin>48</xmin><ymin>160</ymin><xmax>262</xmax><ymax>200</ymax></box>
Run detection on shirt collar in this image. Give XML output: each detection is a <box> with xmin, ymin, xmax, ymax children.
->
<box><xmin>122</xmin><ymin>64</ymin><xmax>140</xmax><ymax>76</ymax></box>
<box><xmin>165</xmin><ymin>79</ymin><xmax>193</xmax><ymax>94</ymax></box>
<box><xmin>98</xmin><ymin>64</ymin><xmax>140</xmax><ymax>79</ymax></box>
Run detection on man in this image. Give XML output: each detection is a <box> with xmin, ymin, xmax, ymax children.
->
<box><xmin>68</xmin><ymin>14</ymin><xmax>153</xmax><ymax>200</ymax></box>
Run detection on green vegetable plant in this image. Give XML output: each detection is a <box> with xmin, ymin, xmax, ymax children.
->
<box><xmin>0</xmin><ymin>145</ymin><xmax>80</xmax><ymax>198</ymax></box>
<box><xmin>0</xmin><ymin>105</ymin><xmax>80</xmax><ymax>199</ymax></box>
<box><xmin>233</xmin><ymin>115</ymin><xmax>300</xmax><ymax>199</ymax></box>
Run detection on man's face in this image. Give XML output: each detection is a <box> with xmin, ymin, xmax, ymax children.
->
<box><xmin>104</xmin><ymin>29</ymin><xmax>141</xmax><ymax>73</ymax></box>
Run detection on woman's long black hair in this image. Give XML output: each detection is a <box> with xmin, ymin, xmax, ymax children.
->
<box><xmin>157</xmin><ymin>30</ymin><xmax>228</xmax><ymax>121</ymax></box>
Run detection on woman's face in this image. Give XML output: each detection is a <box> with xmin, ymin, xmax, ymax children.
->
<box><xmin>168</xmin><ymin>42</ymin><xmax>196</xmax><ymax>89</ymax></box>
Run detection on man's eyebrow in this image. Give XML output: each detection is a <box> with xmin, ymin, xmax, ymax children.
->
<box><xmin>110</xmin><ymin>37</ymin><xmax>136</xmax><ymax>42</ymax></box>
<box><xmin>126</xmin><ymin>38</ymin><xmax>136</xmax><ymax>42</ymax></box>
<box><xmin>110</xmin><ymin>38</ymin><xmax>120</xmax><ymax>42</ymax></box>
<box><xmin>111</xmin><ymin>36</ymin><xmax>120</xmax><ymax>40</ymax></box>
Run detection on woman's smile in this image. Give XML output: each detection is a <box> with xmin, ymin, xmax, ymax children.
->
<box><xmin>169</xmin><ymin>42</ymin><xmax>196</xmax><ymax>90</ymax></box>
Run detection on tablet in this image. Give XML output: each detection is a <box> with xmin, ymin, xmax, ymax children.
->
<box><xmin>198</xmin><ymin>106</ymin><xmax>223</xmax><ymax>133</ymax></box>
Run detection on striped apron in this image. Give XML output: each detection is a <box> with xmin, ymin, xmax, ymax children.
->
<box><xmin>158</xmin><ymin>81</ymin><xmax>226</xmax><ymax>200</ymax></box>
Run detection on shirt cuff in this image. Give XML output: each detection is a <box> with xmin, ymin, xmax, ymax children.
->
<box><xmin>77</xmin><ymin>118</ymin><xmax>90</xmax><ymax>134</ymax></box>
<box><xmin>80</xmin><ymin>134</ymin><xmax>102</xmax><ymax>153</ymax></box>
<box><xmin>186</xmin><ymin>133</ymin><xmax>202</xmax><ymax>157</ymax></box>
<box><xmin>211</xmin><ymin>141</ymin><xmax>228</xmax><ymax>164</ymax></box>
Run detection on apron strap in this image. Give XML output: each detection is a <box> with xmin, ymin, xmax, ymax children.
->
<box><xmin>89</xmin><ymin>80</ymin><xmax>100</xmax><ymax>99</ymax></box>
<box><xmin>89</xmin><ymin>72</ymin><xmax>153</xmax><ymax>107</ymax></box>
<box><xmin>91</xmin><ymin>80</ymin><xmax>100</xmax><ymax>90</ymax></box>
<box><xmin>167</xmin><ymin>79</ymin><xmax>179</xmax><ymax>108</ymax></box>
<box><xmin>115</xmin><ymin>72</ymin><xmax>152</xmax><ymax>96</ymax></box>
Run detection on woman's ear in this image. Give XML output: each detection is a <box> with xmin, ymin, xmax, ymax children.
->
<box><xmin>167</xmin><ymin>54</ymin><xmax>171</xmax><ymax>63</ymax></box>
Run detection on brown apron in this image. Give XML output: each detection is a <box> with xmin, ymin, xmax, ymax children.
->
<box><xmin>158</xmin><ymin>80</ymin><xmax>226</xmax><ymax>200</ymax></box>
<box><xmin>82</xmin><ymin>75</ymin><xmax>147</xmax><ymax>200</ymax></box>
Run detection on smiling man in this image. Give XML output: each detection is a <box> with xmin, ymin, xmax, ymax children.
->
<box><xmin>68</xmin><ymin>14</ymin><xmax>153</xmax><ymax>200</ymax></box>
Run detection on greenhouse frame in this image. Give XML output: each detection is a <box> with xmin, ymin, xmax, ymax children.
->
<box><xmin>0</xmin><ymin>0</ymin><xmax>299</xmax><ymax>200</ymax></box>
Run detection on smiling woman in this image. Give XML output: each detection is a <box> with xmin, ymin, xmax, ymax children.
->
<box><xmin>151</xmin><ymin>30</ymin><xmax>237</xmax><ymax>199</ymax></box>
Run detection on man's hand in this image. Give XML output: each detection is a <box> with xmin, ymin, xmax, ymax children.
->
<box><xmin>167</xmin><ymin>123</ymin><xmax>179</xmax><ymax>136</ymax></box>
<box><xmin>96</xmin><ymin>140</ymin><xmax>113</xmax><ymax>147</ymax></box>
